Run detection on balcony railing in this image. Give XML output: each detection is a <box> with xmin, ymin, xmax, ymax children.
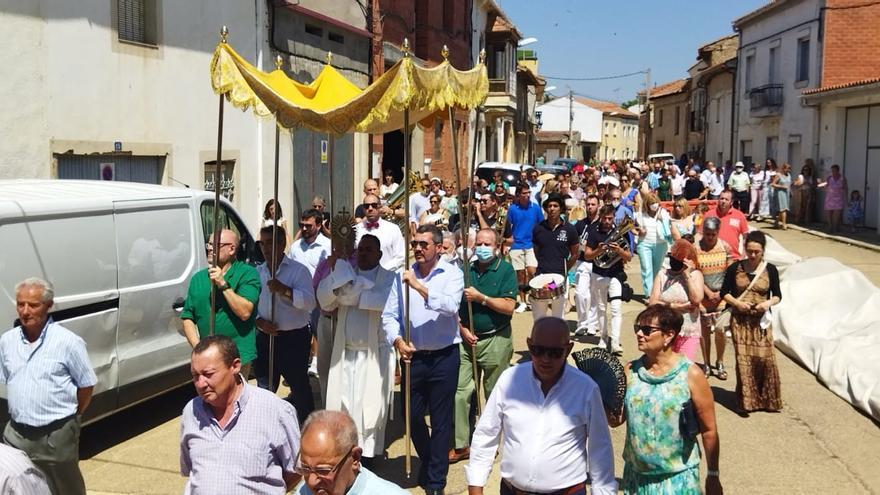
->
<box><xmin>489</xmin><ymin>79</ymin><xmax>510</xmax><ymax>94</ymax></box>
<box><xmin>749</xmin><ymin>84</ymin><xmax>783</xmax><ymax>113</ymax></box>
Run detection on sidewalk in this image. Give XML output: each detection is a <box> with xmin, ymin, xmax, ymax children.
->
<box><xmin>754</xmin><ymin>218</ymin><xmax>880</xmax><ymax>253</ymax></box>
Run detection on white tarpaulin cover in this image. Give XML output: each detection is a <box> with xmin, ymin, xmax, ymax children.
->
<box><xmin>773</xmin><ymin>256</ymin><xmax>880</xmax><ymax>421</ymax></box>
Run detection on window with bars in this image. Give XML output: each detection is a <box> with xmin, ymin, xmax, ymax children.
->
<box><xmin>117</xmin><ymin>0</ymin><xmax>157</xmax><ymax>45</ymax></box>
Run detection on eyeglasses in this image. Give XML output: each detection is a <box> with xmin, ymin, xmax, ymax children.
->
<box><xmin>527</xmin><ymin>343</ymin><xmax>566</xmax><ymax>359</ymax></box>
<box><xmin>300</xmin><ymin>222</ymin><xmax>316</xmax><ymax>229</ymax></box>
<box><xmin>363</xmin><ymin>202</ymin><xmax>381</xmax><ymax>210</ymax></box>
<box><xmin>409</xmin><ymin>240</ymin><xmax>433</xmax><ymax>249</ymax></box>
<box><xmin>430</xmin><ymin>200</ymin><xmax>440</xmax><ymax>204</ymax></box>
<box><xmin>312</xmin><ymin>204</ymin><xmax>323</xmax><ymax>208</ymax></box>
<box><xmin>206</xmin><ymin>242</ymin><xmax>234</xmax><ymax>250</ymax></box>
<box><xmin>295</xmin><ymin>447</ymin><xmax>354</xmax><ymax>479</ymax></box>
<box><xmin>633</xmin><ymin>324</ymin><xmax>665</xmax><ymax>335</ymax></box>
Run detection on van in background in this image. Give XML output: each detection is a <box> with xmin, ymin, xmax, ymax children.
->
<box><xmin>0</xmin><ymin>180</ymin><xmax>263</xmax><ymax>424</ymax></box>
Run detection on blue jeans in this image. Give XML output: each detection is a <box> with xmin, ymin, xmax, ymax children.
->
<box><xmin>637</xmin><ymin>241</ymin><xmax>668</xmax><ymax>296</ymax></box>
<box><xmin>403</xmin><ymin>344</ymin><xmax>460</xmax><ymax>490</ymax></box>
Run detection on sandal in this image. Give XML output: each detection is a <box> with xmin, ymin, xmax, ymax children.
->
<box><xmin>701</xmin><ymin>364</ymin><xmax>712</xmax><ymax>377</ymax></box>
<box><xmin>715</xmin><ymin>361</ymin><xmax>728</xmax><ymax>380</ymax></box>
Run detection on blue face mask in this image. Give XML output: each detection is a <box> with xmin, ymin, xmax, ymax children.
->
<box><xmin>474</xmin><ymin>245</ymin><xmax>495</xmax><ymax>262</ymax></box>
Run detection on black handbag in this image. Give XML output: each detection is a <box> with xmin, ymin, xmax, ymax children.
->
<box><xmin>679</xmin><ymin>399</ymin><xmax>700</xmax><ymax>439</ymax></box>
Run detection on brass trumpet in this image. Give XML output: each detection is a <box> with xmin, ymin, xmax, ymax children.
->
<box><xmin>594</xmin><ymin>218</ymin><xmax>637</xmax><ymax>269</ymax></box>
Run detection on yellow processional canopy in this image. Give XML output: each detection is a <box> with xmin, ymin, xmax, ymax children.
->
<box><xmin>210</xmin><ymin>40</ymin><xmax>488</xmax><ymax>134</ymax></box>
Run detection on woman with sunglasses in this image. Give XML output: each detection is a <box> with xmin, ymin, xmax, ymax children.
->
<box><xmin>648</xmin><ymin>239</ymin><xmax>704</xmax><ymax>361</ymax></box>
<box><xmin>418</xmin><ymin>194</ymin><xmax>450</xmax><ymax>230</ymax></box>
<box><xmin>610</xmin><ymin>305</ymin><xmax>722</xmax><ymax>495</ymax></box>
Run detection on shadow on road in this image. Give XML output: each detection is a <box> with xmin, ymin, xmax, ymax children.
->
<box><xmin>711</xmin><ymin>385</ymin><xmax>740</xmax><ymax>415</ymax></box>
<box><xmin>79</xmin><ymin>384</ymin><xmax>195</xmax><ymax>460</ymax></box>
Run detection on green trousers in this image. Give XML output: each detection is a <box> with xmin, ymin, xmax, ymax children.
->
<box><xmin>3</xmin><ymin>415</ymin><xmax>85</xmax><ymax>495</ymax></box>
<box><xmin>454</xmin><ymin>329</ymin><xmax>513</xmax><ymax>449</ymax></box>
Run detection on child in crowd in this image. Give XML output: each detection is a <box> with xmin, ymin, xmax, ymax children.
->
<box><xmin>846</xmin><ymin>190</ymin><xmax>864</xmax><ymax>233</ymax></box>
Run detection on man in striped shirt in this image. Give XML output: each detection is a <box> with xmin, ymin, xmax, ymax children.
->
<box><xmin>180</xmin><ymin>335</ymin><xmax>302</xmax><ymax>494</ymax></box>
<box><xmin>0</xmin><ymin>277</ymin><xmax>97</xmax><ymax>495</ymax></box>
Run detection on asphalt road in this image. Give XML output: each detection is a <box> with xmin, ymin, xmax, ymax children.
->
<box><xmin>80</xmin><ymin>225</ymin><xmax>880</xmax><ymax>494</ymax></box>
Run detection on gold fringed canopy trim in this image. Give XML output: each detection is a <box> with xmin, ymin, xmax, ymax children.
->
<box><xmin>210</xmin><ymin>42</ymin><xmax>488</xmax><ymax>134</ymax></box>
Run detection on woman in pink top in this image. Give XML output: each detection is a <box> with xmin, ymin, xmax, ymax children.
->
<box><xmin>817</xmin><ymin>164</ymin><xmax>847</xmax><ymax>234</ymax></box>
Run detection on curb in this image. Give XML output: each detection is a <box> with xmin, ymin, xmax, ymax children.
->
<box><xmin>755</xmin><ymin>220</ymin><xmax>880</xmax><ymax>253</ymax></box>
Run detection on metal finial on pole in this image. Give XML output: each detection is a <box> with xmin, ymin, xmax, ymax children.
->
<box><xmin>441</xmin><ymin>45</ymin><xmax>449</xmax><ymax>61</ymax></box>
<box><xmin>220</xmin><ymin>26</ymin><xmax>229</xmax><ymax>43</ymax></box>
<box><xmin>274</xmin><ymin>54</ymin><xmax>283</xmax><ymax>70</ymax></box>
<box><xmin>402</xmin><ymin>38</ymin><xmax>411</xmax><ymax>57</ymax></box>
<box><xmin>326</xmin><ymin>51</ymin><xmax>333</xmax><ymax>64</ymax></box>
<box><xmin>479</xmin><ymin>48</ymin><xmax>486</xmax><ymax>65</ymax></box>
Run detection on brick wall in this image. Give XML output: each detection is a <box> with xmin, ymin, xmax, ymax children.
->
<box><xmin>822</xmin><ymin>0</ymin><xmax>880</xmax><ymax>86</ymax></box>
<box><xmin>375</xmin><ymin>0</ymin><xmax>473</xmax><ymax>186</ymax></box>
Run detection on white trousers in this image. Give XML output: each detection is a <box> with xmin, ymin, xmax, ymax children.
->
<box><xmin>590</xmin><ymin>274</ymin><xmax>623</xmax><ymax>346</ymax></box>
<box><xmin>532</xmin><ymin>293</ymin><xmax>567</xmax><ymax>320</ymax></box>
<box><xmin>574</xmin><ymin>261</ymin><xmax>594</xmax><ymax>330</ymax></box>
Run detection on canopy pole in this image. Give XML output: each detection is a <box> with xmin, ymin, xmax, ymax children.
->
<box><xmin>449</xmin><ymin>105</ymin><xmax>481</xmax><ymax>416</ymax></box>
<box><xmin>403</xmin><ymin>107</ymin><xmax>413</xmax><ymax>479</ymax></box>
<box><xmin>268</xmin><ymin>120</ymin><xmax>281</xmax><ymax>388</ymax></box>
<box><xmin>210</xmin><ymin>95</ymin><xmax>226</xmax><ymax>336</ymax></box>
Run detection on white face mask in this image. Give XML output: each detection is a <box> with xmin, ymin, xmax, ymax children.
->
<box><xmin>441</xmin><ymin>253</ymin><xmax>457</xmax><ymax>264</ymax></box>
<box><xmin>649</xmin><ymin>203</ymin><xmax>660</xmax><ymax>212</ymax></box>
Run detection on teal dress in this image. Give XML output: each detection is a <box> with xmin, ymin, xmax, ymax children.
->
<box><xmin>622</xmin><ymin>357</ymin><xmax>701</xmax><ymax>494</ymax></box>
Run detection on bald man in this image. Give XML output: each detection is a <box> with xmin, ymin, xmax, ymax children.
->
<box><xmin>465</xmin><ymin>317</ymin><xmax>617</xmax><ymax>495</ymax></box>
<box><xmin>181</xmin><ymin>229</ymin><xmax>261</xmax><ymax>376</ymax></box>
<box><xmin>295</xmin><ymin>410</ymin><xmax>407</xmax><ymax>495</ymax></box>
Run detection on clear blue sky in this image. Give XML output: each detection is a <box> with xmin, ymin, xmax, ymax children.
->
<box><xmin>501</xmin><ymin>0</ymin><xmax>769</xmax><ymax>105</ymax></box>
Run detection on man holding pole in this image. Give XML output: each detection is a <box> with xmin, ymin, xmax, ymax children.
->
<box><xmin>181</xmin><ymin>228</ymin><xmax>261</xmax><ymax>378</ymax></box>
<box><xmin>449</xmin><ymin>228</ymin><xmax>518</xmax><ymax>464</ymax></box>
<box><xmin>255</xmin><ymin>225</ymin><xmax>317</xmax><ymax>424</ymax></box>
<box><xmin>387</xmin><ymin>225</ymin><xmax>464</xmax><ymax>495</ymax></box>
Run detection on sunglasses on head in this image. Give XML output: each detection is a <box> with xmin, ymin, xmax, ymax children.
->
<box><xmin>528</xmin><ymin>343</ymin><xmax>566</xmax><ymax>359</ymax></box>
<box><xmin>409</xmin><ymin>240</ymin><xmax>432</xmax><ymax>249</ymax></box>
<box><xmin>363</xmin><ymin>202</ymin><xmax>380</xmax><ymax>210</ymax></box>
<box><xmin>633</xmin><ymin>324</ymin><xmax>665</xmax><ymax>335</ymax></box>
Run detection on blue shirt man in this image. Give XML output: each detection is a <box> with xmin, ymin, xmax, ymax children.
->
<box><xmin>388</xmin><ymin>225</ymin><xmax>464</xmax><ymax>494</ymax></box>
<box><xmin>505</xmin><ymin>186</ymin><xmax>544</xmax><ymax>250</ymax></box>
<box><xmin>0</xmin><ymin>278</ymin><xmax>97</xmax><ymax>495</ymax></box>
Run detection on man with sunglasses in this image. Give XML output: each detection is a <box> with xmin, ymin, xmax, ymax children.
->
<box><xmin>181</xmin><ymin>335</ymin><xmax>302</xmax><ymax>494</ymax></box>
<box><xmin>583</xmin><ymin>204</ymin><xmax>633</xmax><ymax>355</ymax></box>
<box><xmin>385</xmin><ymin>225</ymin><xmax>464</xmax><ymax>495</ymax></box>
<box><xmin>465</xmin><ymin>317</ymin><xmax>617</xmax><ymax>495</ymax></box>
<box><xmin>355</xmin><ymin>194</ymin><xmax>405</xmax><ymax>272</ymax></box>
<box><xmin>182</xmin><ymin>229</ymin><xmax>261</xmax><ymax>377</ymax></box>
<box><xmin>295</xmin><ymin>410</ymin><xmax>408</xmax><ymax>494</ymax></box>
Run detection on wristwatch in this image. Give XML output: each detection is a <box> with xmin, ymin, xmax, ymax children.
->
<box><xmin>707</xmin><ymin>469</ymin><xmax>720</xmax><ymax>477</ymax></box>
<box><xmin>481</xmin><ymin>295</ymin><xmax>488</xmax><ymax>306</ymax></box>
<box><xmin>217</xmin><ymin>281</ymin><xmax>230</xmax><ymax>291</ymax></box>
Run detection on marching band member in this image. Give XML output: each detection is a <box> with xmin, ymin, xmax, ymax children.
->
<box><xmin>530</xmin><ymin>194</ymin><xmax>578</xmax><ymax>320</ymax></box>
<box><xmin>573</xmin><ymin>194</ymin><xmax>601</xmax><ymax>336</ymax></box>
<box><xmin>583</xmin><ymin>204</ymin><xmax>633</xmax><ymax>355</ymax></box>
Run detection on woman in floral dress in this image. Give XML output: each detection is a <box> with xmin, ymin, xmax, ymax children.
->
<box><xmin>610</xmin><ymin>305</ymin><xmax>722</xmax><ymax>495</ymax></box>
<box><xmin>818</xmin><ymin>164</ymin><xmax>847</xmax><ymax>234</ymax></box>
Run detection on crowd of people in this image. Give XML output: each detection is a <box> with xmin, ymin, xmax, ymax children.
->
<box><xmin>0</xmin><ymin>155</ymin><xmax>817</xmax><ymax>495</ymax></box>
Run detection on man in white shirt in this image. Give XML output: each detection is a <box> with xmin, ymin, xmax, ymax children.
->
<box><xmin>288</xmin><ymin>208</ymin><xmax>331</xmax><ymax>377</ymax></box>
<box><xmin>256</xmin><ymin>225</ymin><xmax>318</xmax><ymax>423</ymax></box>
<box><xmin>465</xmin><ymin>317</ymin><xmax>617</xmax><ymax>495</ymax></box>
<box><xmin>409</xmin><ymin>177</ymin><xmax>432</xmax><ymax>233</ymax></box>
<box><xmin>316</xmin><ymin>235</ymin><xmax>400</xmax><ymax>463</ymax></box>
<box><xmin>701</xmin><ymin>162</ymin><xmax>725</xmax><ymax>199</ymax></box>
<box><xmin>670</xmin><ymin>166</ymin><xmax>686</xmax><ymax>200</ymax></box>
<box><xmin>355</xmin><ymin>194</ymin><xmax>406</xmax><ymax>272</ymax></box>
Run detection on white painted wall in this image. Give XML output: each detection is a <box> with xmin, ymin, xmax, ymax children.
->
<box><xmin>536</xmin><ymin>97</ymin><xmax>602</xmax><ymax>143</ymax></box>
<box><xmin>705</xmin><ymin>73</ymin><xmax>734</xmax><ymax>165</ymax></box>
<box><xmin>735</xmin><ymin>0</ymin><xmax>822</xmax><ymax>167</ymax></box>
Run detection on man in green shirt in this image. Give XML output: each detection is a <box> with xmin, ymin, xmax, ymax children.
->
<box><xmin>449</xmin><ymin>228</ymin><xmax>518</xmax><ymax>463</ymax></box>
<box><xmin>181</xmin><ymin>229</ymin><xmax>261</xmax><ymax>376</ymax></box>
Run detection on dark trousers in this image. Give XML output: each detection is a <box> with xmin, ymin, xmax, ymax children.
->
<box><xmin>733</xmin><ymin>190</ymin><xmax>750</xmax><ymax>214</ymax></box>
<box><xmin>3</xmin><ymin>415</ymin><xmax>84</xmax><ymax>495</ymax></box>
<box><xmin>403</xmin><ymin>344</ymin><xmax>460</xmax><ymax>490</ymax></box>
<box><xmin>255</xmin><ymin>327</ymin><xmax>315</xmax><ymax>424</ymax></box>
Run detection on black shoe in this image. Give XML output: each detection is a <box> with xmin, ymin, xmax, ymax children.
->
<box><xmin>424</xmin><ymin>490</ymin><xmax>445</xmax><ymax>495</ymax></box>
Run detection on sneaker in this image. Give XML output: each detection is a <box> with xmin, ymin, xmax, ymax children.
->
<box><xmin>515</xmin><ymin>302</ymin><xmax>527</xmax><ymax>313</ymax></box>
<box><xmin>573</xmin><ymin>327</ymin><xmax>588</xmax><ymax>336</ymax></box>
<box><xmin>308</xmin><ymin>357</ymin><xmax>319</xmax><ymax>377</ymax></box>
<box><xmin>586</xmin><ymin>327</ymin><xmax>600</xmax><ymax>337</ymax></box>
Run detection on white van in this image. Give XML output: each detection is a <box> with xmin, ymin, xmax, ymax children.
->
<box><xmin>0</xmin><ymin>180</ymin><xmax>264</xmax><ymax>424</ymax></box>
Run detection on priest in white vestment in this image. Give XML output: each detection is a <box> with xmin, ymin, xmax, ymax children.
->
<box><xmin>316</xmin><ymin>234</ymin><xmax>401</xmax><ymax>460</ymax></box>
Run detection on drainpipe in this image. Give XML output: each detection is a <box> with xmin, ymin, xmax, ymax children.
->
<box><xmin>732</xmin><ymin>30</ymin><xmax>742</xmax><ymax>166</ymax></box>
